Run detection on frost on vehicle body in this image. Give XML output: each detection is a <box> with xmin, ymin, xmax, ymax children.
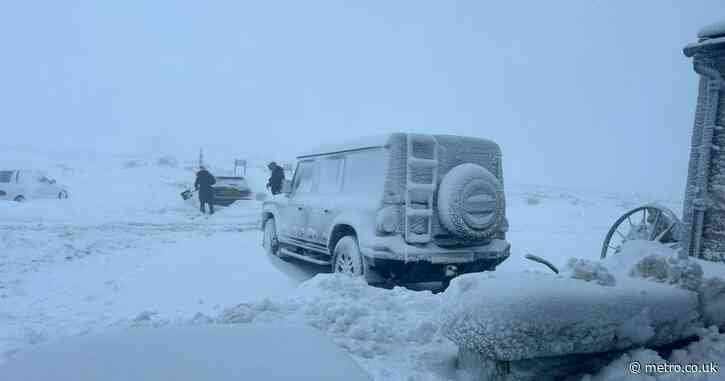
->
<box><xmin>261</xmin><ymin>133</ymin><xmax>511</xmax><ymax>284</ymax></box>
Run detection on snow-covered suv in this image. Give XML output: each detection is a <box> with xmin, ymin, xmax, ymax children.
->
<box><xmin>261</xmin><ymin>133</ymin><xmax>510</xmax><ymax>285</ymax></box>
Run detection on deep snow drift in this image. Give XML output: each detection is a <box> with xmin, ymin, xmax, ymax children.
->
<box><xmin>1</xmin><ymin>147</ymin><xmax>723</xmax><ymax>381</ymax></box>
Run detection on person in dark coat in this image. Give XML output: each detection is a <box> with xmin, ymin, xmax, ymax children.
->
<box><xmin>195</xmin><ymin>166</ymin><xmax>216</xmax><ymax>214</ymax></box>
<box><xmin>266</xmin><ymin>162</ymin><xmax>285</xmax><ymax>195</ymax></box>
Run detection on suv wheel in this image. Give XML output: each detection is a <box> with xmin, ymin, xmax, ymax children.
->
<box><xmin>58</xmin><ymin>191</ymin><xmax>68</xmax><ymax>199</ymax></box>
<box><xmin>14</xmin><ymin>195</ymin><xmax>26</xmax><ymax>203</ymax></box>
<box><xmin>332</xmin><ymin>236</ymin><xmax>365</xmax><ymax>277</ymax></box>
<box><xmin>263</xmin><ymin>219</ymin><xmax>289</xmax><ymax>260</ymax></box>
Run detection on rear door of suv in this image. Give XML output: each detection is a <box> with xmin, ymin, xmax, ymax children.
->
<box><xmin>306</xmin><ymin>156</ymin><xmax>345</xmax><ymax>249</ymax></box>
<box><xmin>278</xmin><ymin>160</ymin><xmax>315</xmax><ymax>245</ymax></box>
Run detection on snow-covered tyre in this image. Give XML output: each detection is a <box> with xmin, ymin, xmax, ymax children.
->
<box><xmin>437</xmin><ymin>163</ymin><xmax>504</xmax><ymax>241</ymax></box>
<box><xmin>14</xmin><ymin>195</ymin><xmax>26</xmax><ymax>203</ymax></box>
<box><xmin>332</xmin><ymin>236</ymin><xmax>365</xmax><ymax>277</ymax></box>
<box><xmin>263</xmin><ymin>219</ymin><xmax>289</xmax><ymax>260</ymax></box>
<box><xmin>58</xmin><ymin>191</ymin><xmax>68</xmax><ymax>199</ymax></box>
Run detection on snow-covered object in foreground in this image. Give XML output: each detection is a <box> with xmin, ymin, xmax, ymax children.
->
<box><xmin>602</xmin><ymin>240</ymin><xmax>725</xmax><ymax>330</ymax></box>
<box><xmin>0</xmin><ymin>324</ymin><xmax>371</xmax><ymax>381</ymax></box>
<box><xmin>566</xmin><ymin>258</ymin><xmax>616</xmax><ymax>286</ymax></box>
<box><xmin>261</xmin><ymin>133</ymin><xmax>510</xmax><ymax>284</ymax></box>
<box><xmin>441</xmin><ymin>272</ymin><xmax>701</xmax><ymax>380</ymax></box>
<box><xmin>630</xmin><ymin>254</ymin><xmax>703</xmax><ymax>291</ymax></box>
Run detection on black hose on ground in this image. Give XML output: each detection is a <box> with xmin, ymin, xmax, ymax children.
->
<box><xmin>525</xmin><ymin>254</ymin><xmax>559</xmax><ymax>274</ymax></box>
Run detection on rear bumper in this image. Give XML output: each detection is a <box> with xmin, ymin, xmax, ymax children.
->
<box><xmin>361</xmin><ymin>237</ymin><xmax>510</xmax><ymax>264</ymax></box>
<box><xmin>361</xmin><ymin>237</ymin><xmax>510</xmax><ymax>282</ymax></box>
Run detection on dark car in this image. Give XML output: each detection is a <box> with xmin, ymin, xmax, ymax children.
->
<box><xmin>212</xmin><ymin>176</ymin><xmax>252</xmax><ymax>206</ymax></box>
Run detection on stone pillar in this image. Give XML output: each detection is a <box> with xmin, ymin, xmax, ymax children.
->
<box><xmin>682</xmin><ymin>22</ymin><xmax>725</xmax><ymax>262</ymax></box>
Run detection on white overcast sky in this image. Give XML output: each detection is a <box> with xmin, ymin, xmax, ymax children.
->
<box><xmin>1</xmin><ymin>1</ymin><xmax>723</xmax><ymax>198</ymax></box>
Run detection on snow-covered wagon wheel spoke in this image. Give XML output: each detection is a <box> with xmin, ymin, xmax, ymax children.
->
<box><xmin>600</xmin><ymin>204</ymin><xmax>682</xmax><ymax>259</ymax></box>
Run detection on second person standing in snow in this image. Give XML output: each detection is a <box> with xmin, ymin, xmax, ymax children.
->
<box><xmin>266</xmin><ymin>162</ymin><xmax>285</xmax><ymax>195</ymax></box>
<box><xmin>195</xmin><ymin>166</ymin><xmax>216</xmax><ymax>215</ymax></box>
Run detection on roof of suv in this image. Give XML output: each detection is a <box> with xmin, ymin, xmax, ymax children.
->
<box><xmin>297</xmin><ymin>134</ymin><xmax>390</xmax><ymax>158</ymax></box>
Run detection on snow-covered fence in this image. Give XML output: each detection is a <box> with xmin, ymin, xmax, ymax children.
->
<box><xmin>682</xmin><ymin>21</ymin><xmax>725</xmax><ymax>263</ymax></box>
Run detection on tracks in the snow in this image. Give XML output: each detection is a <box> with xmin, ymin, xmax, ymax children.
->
<box><xmin>0</xmin><ymin>220</ymin><xmax>259</xmax><ymax>235</ymax></box>
<box><xmin>0</xmin><ymin>220</ymin><xmax>261</xmax><ymax>299</ymax></box>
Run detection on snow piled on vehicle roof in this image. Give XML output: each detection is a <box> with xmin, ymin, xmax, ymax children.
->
<box><xmin>297</xmin><ymin>134</ymin><xmax>392</xmax><ymax>158</ymax></box>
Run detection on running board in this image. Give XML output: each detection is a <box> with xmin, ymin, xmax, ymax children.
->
<box><xmin>279</xmin><ymin>248</ymin><xmax>331</xmax><ymax>266</ymax></box>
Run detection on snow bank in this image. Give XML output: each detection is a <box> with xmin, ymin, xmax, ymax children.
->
<box><xmin>601</xmin><ymin>240</ymin><xmax>725</xmax><ymax>330</ymax></box>
<box><xmin>598</xmin><ymin>240</ymin><xmax>725</xmax><ymax>279</ymax></box>
<box><xmin>0</xmin><ymin>324</ymin><xmax>371</xmax><ymax>381</ymax></box>
<box><xmin>441</xmin><ymin>272</ymin><xmax>701</xmax><ymax>361</ymax></box>
<box><xmin>583</xmin><ymin>326</ymin><xmax>725</xmax><ymax>381</ymax></box>
<box><xmin>214</xmin><ymin>274</ymin><xmax>456</xmax><ymax>381</ymax></box>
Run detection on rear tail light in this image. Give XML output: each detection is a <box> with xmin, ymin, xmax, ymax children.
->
<box><xmin>376</xmin><ymin>206</ymin><xmax>400</xmax><ymax>234</ymax></box>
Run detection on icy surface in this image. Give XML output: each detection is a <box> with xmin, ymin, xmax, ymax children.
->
<box><xmin>441</xmin><ymin>272</ymin><xmax>700</xmax><ymax>361</ymax></box>
<box><xmin>0</xmin><ymin>324</ymin><xmax>371</xmax><ymax>381</ymax></box>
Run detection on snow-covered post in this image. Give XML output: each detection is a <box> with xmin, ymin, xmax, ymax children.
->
<box><xmin>682</xmin><ymin>22</ymin><xmax>725</xmax><ymax>263</ymax></box>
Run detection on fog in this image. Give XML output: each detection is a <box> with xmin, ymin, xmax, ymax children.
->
<box><xmin>1</xmin><ymin>1</ymin><xmax>723</xmax><ymax>198</ymax></box>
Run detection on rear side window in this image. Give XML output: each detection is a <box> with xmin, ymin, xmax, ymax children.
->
<box><xmin>0</xmin><ymin>171</ymin><xmax>13</xmax><ymax>183</ymax></box>
<box><xmin>292</xmin><ymin>161</ymin><xmax>315</xmax><ymax>194</ymax></box>
<box><xmin>342</xmin><ymin>149</ymin><xmax>386</xmax><ymax>195</ymax></box>
<box><xmin>318</xmin><ymin>157</ymin><xmax>344</xmax><ymax>194</ymax></box>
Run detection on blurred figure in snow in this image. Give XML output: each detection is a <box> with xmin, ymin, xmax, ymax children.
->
<box><xmin>195</xmin><ymin>166</ymin><xmax>216</xmax><ymax>214</ymax></box>
<box><xmin>266</xmin><ymin>162</ymin><xmax>285</xmax><ymax>195</ymax></box>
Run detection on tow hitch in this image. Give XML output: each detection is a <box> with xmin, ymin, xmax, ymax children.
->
<box><xmin>444</xmin><ymin>265</ymin><xmax>459</xmax><ymax>278</ymax></box>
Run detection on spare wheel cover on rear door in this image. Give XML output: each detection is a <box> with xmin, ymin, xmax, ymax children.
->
<box><xmin>437</xmin><ymin>163</ymin><xmax>504</xmax><ymax>241</ymax></box>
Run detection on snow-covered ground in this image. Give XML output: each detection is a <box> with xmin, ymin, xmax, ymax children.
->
<box><xmin>1</xmin><ymin>147</ymin><xmax>722</xmax><ymax>380</ymax></box>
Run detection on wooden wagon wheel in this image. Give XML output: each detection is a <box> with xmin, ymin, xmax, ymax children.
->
<box><xmin>600</xmin><ymin>204</ymin><xmax>682</xmax><ymax>259</ymax></box>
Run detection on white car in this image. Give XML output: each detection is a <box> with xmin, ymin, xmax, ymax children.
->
<box><xmin>0</xmin><ymin>170</ymin><xmax>69</xmax><ymax>202</ymax></box>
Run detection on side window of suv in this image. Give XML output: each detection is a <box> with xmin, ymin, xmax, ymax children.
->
<box><xmin>342</xmin><ymin>149</ymin><xmax>386</xmax><ymax>195</ymax></box>
<box><xmin>318</xmin><ymin>157</ymin><xmax>344</xmax><ymax>194</ymax></box>
<box><xmin>292</xmin><ymin>160</ymin><xmax>315</xmax><ymax>194</ymax></box>
<box><xmin>0</xmin><ymin>171</ymin><xmax>13</xmax><ymax>183</ymax></box>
